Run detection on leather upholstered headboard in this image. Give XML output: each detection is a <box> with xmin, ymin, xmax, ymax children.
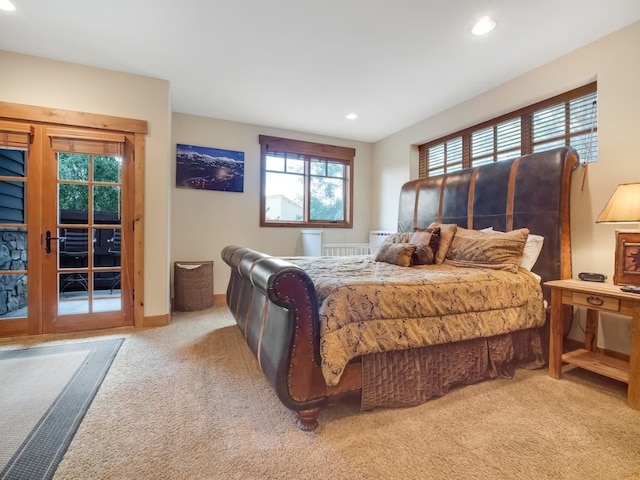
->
<box><xmin>397</xmin><ymin>146</ymin><xmax>579</xmax><ymax>301</ymax></box>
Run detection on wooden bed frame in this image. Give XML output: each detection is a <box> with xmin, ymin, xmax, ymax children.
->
<box><xmin>222</xmin><ymin>146</ymin><xmax>579</xmax><ymax>431</ymax></box>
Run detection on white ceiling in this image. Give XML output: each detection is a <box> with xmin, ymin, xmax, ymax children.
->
<box><xmin>1</xmin><ymin>1</ymin><xmax>640</xmax><ymax>143</ymax></box>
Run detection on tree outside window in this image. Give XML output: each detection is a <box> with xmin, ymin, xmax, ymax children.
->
<box><xmin>58</xmin><ymin>153</ymin><xmax>122</xmax><ymax>216</ymax></box>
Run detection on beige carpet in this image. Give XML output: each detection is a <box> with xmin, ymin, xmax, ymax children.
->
<box><xmin>1</xmin><ymin>306</ymin><xmax>639</xmax><ymax>480</ymax></box>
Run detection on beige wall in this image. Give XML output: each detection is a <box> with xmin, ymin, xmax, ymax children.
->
<box><xmin>0</xmin><ymin>50</ymin><xmax>172</xmax><ymax>318</ymax></box>
<box><xmin>371</xmin><ymin>21</ymin><xmax>640</xmax><ymax>353</ymax></box>
<box><xmin>171</xmin><ymin>113</ymin><xmax>373</xmax><ymax>296</ymax></box>
<box><xmin>3</xmin><ymin>21</ymin><xmax>638</xmax><ymax>349</ymax></box>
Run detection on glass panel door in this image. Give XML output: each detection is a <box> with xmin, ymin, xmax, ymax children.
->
<box><xmin>0</xmin><ymin>147</ymin><xmax>30</xmax><ymax>335</ymax></box>
<box><xmin>42</xmin><ymin>149</ymin><xmax>130</xmax><ymax>333</ymax></box>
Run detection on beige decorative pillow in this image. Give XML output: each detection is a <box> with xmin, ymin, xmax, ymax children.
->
<box><xmin>382</xmin><ymin>232</ymin><xmax>413</xmax><ymax>244</ymax></box>
<box><xmin>480</xmin><ymin>227</ymin><xmax>544</xmax><ymax>271</ymax></box>
<box><xmin>428</xmin><ymin>222</ymin><xmax>457</xmax><ymax>264</ymax></box>
<box><xmin>445</xmin><ymin>227</ymin><xmax>529</xmax><ymax>273</ymax></box>
<box><xmin>375</xmin><ymin>243</ymin><xmax>416</xmax><ymax>267</ymax></box>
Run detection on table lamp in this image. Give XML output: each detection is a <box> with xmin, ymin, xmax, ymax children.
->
<box><xmin>596</xmin><ymin>182</ymin><xmax>640</xmax><ymax>285</ymax></box>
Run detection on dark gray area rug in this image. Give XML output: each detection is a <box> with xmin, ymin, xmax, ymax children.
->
<box><xmin>0</xmin><ymin>338</ymin><xmax>124</xmax><ymax>480</ymax></box>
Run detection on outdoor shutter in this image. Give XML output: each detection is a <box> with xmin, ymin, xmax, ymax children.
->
<box><xmin>47</xmin><ymin>127</ymin><xmax>125</xmax><ymax>156</ymax></box>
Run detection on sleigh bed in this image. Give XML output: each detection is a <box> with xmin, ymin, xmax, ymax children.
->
<box><xmin>222</xmin><ymin>146</ymin><xmax>578</xmax><ymax>431</ymax></box>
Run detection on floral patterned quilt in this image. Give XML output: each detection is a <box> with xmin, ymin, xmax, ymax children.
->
<box><xmin>284</xmin><ymin>255</ymin><xmax>544</xmax><ymax>386</ymax></box>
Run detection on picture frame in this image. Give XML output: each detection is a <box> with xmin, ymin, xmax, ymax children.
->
<box><xmin>175</xmin><ymin>144</ymin><xmax>244</xmax><ymax>192</ymax></box>
<box><xmin>614</xmin><ymin>229</ymin><xmax>640</xmax><ymax>285</ymax></box>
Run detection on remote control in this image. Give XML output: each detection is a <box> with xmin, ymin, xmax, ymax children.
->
<box><xmin>620</xmin><ymin>285</ymin><xmax>640</xmax><ymax>294</ymax></box>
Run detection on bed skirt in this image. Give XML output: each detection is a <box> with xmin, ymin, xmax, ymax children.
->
<box><xmin>360</xmin><ymin>328</ymin><xmax>544</xmax><ymax>410</ymax></box>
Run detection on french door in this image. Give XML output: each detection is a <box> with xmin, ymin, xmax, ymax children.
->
<box><xmin>0</xmin><ymin>121</ymin><xmax>135</xmax><ymax>337</ymax></box>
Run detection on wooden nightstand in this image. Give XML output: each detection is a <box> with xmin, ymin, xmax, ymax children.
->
<box><xmin>545</xmin><ymin>279</ymin><xmax>640</xmax><ymax>410</ymax></box>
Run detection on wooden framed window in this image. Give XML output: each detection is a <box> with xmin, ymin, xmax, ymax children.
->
<box><xmin>259</xmin><ymin>135</ymin><xmax>354</xmax><ymax>228</ymax></box>
<box><xmin>419</xmin><ymin>82</ymin><xmax>597</xmax><ymax>177</ymax></box>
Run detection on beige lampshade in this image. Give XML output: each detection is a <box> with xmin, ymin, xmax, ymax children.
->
<box><xmin>596</xmin><ymin>182</ymin><xmax>640</xmax><ymax>223</ymax></box>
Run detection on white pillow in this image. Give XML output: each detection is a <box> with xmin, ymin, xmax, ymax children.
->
<box><xmin>479</xmin><ymin>227</ymin><xmax>544</xmax><ymax>271</ymax></box>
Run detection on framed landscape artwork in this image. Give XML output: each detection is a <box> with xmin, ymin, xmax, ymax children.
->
<box><xmin>176</xmin><ymin>144</ymin><xmax>244</xmax><ymax>192</ymax></box>
<box><xmin>614</xmin><ymin>229</ymin><xmax>640</xmax><ymax>285</ymax></box>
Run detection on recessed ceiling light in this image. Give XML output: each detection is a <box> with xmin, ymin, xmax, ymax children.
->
<box><xmin>346</xmin><ymin>113</ymin><xmax>357</xmax><ymax>120</ymax></box>
<box><xmin>472</xmin><ymin>16</ymin><xmax>496</xmax><ymax>36</ymax></box>
<box><xmin>0</xmin><ymin>0</ymin><xmax>16</xmax><ymax>11</ymax></box>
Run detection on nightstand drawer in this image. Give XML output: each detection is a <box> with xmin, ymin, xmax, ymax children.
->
<box><xmin>572</xmin><ymin>292</ymin><xmax>620</xmax><ymax>312</ymax></box>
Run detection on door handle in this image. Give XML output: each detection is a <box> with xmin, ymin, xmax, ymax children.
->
<box><xmin>45</xmin><ymin>230</ymin><xmax>66</xmax><ymax>254</ymax></box>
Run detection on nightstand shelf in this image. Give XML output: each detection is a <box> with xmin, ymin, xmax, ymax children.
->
<box><xmin>561</xmin><ymin>348</ymin><xmax>629</xmax><ymax>383</ymax></box>
<box><xmin>545</xmin><ymin>279</ymin><xmax>640</xmax><ymax>410</ymax></box>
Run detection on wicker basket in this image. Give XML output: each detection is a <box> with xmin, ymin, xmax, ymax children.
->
<box><xmin>173</xmin><ymin>261</ymin><xmax>214</xmax><ymax>311</ymax></box>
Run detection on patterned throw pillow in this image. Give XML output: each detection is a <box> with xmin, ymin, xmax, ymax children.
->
<box><xmin>375</xmin><ymin>243</ymin><xmax>416</xmax><ymax>267</ymax></box>
<box><xmin>428</xmin><ymin>222</ymin><xmax>458</xmax><ymax>264</ymax></box>
<box><xmin>445</xmin><ymin>226</ymin><xmax>529</xmax><ymax>273</ymax></box>
<box><xmin>411</xmin><ymin>244</ymin><xmax>435</xmax><ymax>265</ymax></box>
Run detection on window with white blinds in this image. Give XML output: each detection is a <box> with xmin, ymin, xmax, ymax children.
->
<box><xmin>418</xmin><ymin>82</ymin><xmax>597</xmax><ymax>177</ymax></box>
<box><xmin>426</xmin><ymin>137</ymin><xmax>462</xmax><ymax>176</ymax></box>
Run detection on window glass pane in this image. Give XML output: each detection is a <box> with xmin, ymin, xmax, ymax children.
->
<box><xmin>533</xmin><ymin>139</ymin><xmax>565</xmax><ymax>153</ymax></box>
<box><xmin>0</xmin><ymin>272</ymin><xmax>28</xmax><ymax>319</ymax></box>
<box><xmin>327</xmin><ymin>162</ymin><xmax>344</xmax><ymax>178</ymax></box>
<box><xmin>0</xmin><ymin>180</ymin><xmax>25</xmax><ymax>224</ymax></box>
<box><xmin>310</xmin><ymin>159</ymin><xmax>326</xmax><ymax>176</ymax></box>
<box><xmin>58</xmin><ymin>272</ymin><xmax>89</xmax><ymax>313</ymax></box>
<box><xmin>472</xmin><ymin>127</ymin><xmax>494</xmax><ymax>158</ymax></box>
<box><xmin>428</xmin><ymin>144</ymin><xmax>444</xmax><ymax>171</ymax></box>
<box><xmin>496</xmin><ymin>118</ymin><xmax>521</xmax><ymax>151</ymax></box>
<box><xmin>0</xmin><ymin>148</ymin><xmax>26</xmax><ymax>177</ymax></box>
<box><xmin>446</xmin><ymin>138</ymin><xmax>463</xmax><ymax>164</ymax></box>
<box><xmin>428</xmin><ymin>137</ymin><xmax>463</xmax><ymax>175</ymax></box>
<box><xmin>533</xmin><ymin>104</ymin><xmax>565</xmax><ymax>142</ymax></box>
<box><xmin>93</xmin><ymin>185</ymin><xmax>121</xmax><ymax>222</ymax></box>
<box><xmin>265</xmin><ymin>153</ymin><xmax>285</xmax><ymax>172</ymax></box>
<box><xmin>264</xmin><ymin>172</ymin><xmax>303</xmax><ymax>221</ymax></box>
<box><xmin>0</xmin><ymin>227</ymin><xmax>27</xmax><ymax>271</ymax></box>
<box><xmin>569</xmin><ymin>93</ymin><xmax>597</xmax><ymax>134</ymax></box>
<box><xmin>93</xmin><ymin>155</ymin><xmax>122</xmax><ymax>183</ymax></box>
<box><xmin>310</xmin><ymin>177</ymin><xmax>344</xmax><ymax>221</ymax></box>
<box><xmin>497</xmin><ymin>150</ymin><xmax>521</xmax><ymax>162</ymax></box>
<box><xmin>286</xmin><ymin>156</ymin><xmax>305</xmax><ymax>174</ymax></box>
<box><xmin>571</xmin><ymin>132</ymin><xmax>598</xmax><ymax>164</ymax></box>
<box><xmin>58</xmin><ymin>153</ymin><xmax>89</xmax><ymax>181</ymax></box>
<box><xmin>58</xmin><ymin>184</ymin><xmax>88</xmax><ymax>217</ymax></box>
<box><xmin>472</xmin><ymin>157</ymin><xmax>494</xmax><ymax>168</ymax></box>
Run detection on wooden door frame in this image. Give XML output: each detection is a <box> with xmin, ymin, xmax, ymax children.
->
<box><xmin>0</xmin><ymin>101</ymin><xmax>147</xmax><ymax>329</ymax></box>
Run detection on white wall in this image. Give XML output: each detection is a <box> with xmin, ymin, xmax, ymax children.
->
<box><xmin>371</xmin><ymin>21</ymin><xmax>640</xmax><ymax>353</ymax></box>
<box><xmin>171</xmin><ymin>113</ymin><xmax>372</xmax><ymax>296</ymax></box>
<box><xmin>0</xmin><ymin>50</ymin><xmax>172</xmax><ymax>318</ymax></box>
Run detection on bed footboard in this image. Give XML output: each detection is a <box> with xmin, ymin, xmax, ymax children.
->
<box><xmin>221</xmin><ymin>245</ymin><xmax>328</xmax><ymax>430</ymax></box>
